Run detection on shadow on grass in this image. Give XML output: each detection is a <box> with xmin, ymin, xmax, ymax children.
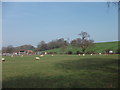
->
<box><xmin>3</xmin><ymin>74</ymin><xmax>106</xmax><ymax>88</ymax></box>
<box><xmin>3</xmin><ymin>58</ymin><xmax>118</xmax><ymax>88</ymax></box>
<box><xmin>55</xmin><ymin>58</ymin><xmax>119</xmax><ymax>73</ymax></box>
<box><xmin>2</xmin><ymin>73</ymin><xmax>118</xmax><ymax>88</ymax></box>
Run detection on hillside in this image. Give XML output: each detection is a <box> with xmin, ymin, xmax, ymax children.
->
<box><xmin>43</xmin><ymin>41</ymin><xmax>119</xmax><ymax>54</ymax></box>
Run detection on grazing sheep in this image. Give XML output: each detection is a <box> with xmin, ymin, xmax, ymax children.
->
<box><xmin>2</xmin><ymin>58</ymin><xmax>5</xmax><ymax>62</ymax></box>
<box><xmin>45</xmin><ymin>52</ymin><xmax>47</xmax><ymax>55</ymax></box>
<box><xmin>78</xmin><ymin>54</ymin><xmax>80</xmax><ymax>56</ymax></box>
<box><xmin>99</xmin><ymin>53</ymin><xmax>101</xmax><ymax>55</ymax></box>
<box><xmin>51</xmin><ymin>54</ymin><xmax>54</xmax><ymax>56</ymax></box>
<box><xmin>21</xmin><ymin>55</ymin><xmax>23</xmax><ymax>57</ymax></box>
<box><xmin>83</xmin><ymin>54</ymin><xmax>85</xmax><ymax>56</ymax></box>
<box><xmin>90</xmin><ymin>54</ymin><xmax>93</xmax><ymax>56</ymax></box>
<box><xmin>40</xmin><ymin>54</ymin><xmax>44</xmax><ymax>57</ymax></box>
<box><xmin>109</xmin><ymin>51</ymin><xmax>113</xmax><ymax>54</ymax></box>
<box><xmin>35</xmin><ymin>57</ymin><xmax>40</xmax><ymax>60</ymax></box>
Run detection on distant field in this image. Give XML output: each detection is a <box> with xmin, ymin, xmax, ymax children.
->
<box><xmin>44</xmin><ymin>41</ymin><xmax>119</xmax><ymax>53</ymax></box>
<box><xmin>2</xmin><ymin>54</ymin><xmax>118</xmax><ymax>88</ymax></box>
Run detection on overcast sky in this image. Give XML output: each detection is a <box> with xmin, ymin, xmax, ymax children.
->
<box><xmin>2</xmin><ymin>2</ymin><xmax>118</xmax><ymax>47</ymax></box>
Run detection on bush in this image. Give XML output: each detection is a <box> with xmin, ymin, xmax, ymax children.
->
<box><xmin>76</xmin><ymin>51</ymin><xmax>81</xmax><ymax>54</ymax></box>
<box><xmin>67</xmin><ymin>51</ymin><xmax>73</xmax><ymax>54</ymax></box>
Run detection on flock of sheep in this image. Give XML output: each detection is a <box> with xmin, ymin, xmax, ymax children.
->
<box><xmin>0</xmin><ymin>53</ymin><xmax>103</xmax><ymax>62</ymax></box>
<box><xmin>0</xmin><ymin>54</ymin><xmax>55</xmax><ymax>62</ymax></box>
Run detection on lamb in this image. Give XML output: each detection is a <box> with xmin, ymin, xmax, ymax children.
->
<box><xmin>35</xmin><ymin>57</ymin><xmax>40</xmax><ymax>60</ymax></box>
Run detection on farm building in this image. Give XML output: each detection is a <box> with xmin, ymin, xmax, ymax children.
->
<box><xmin>17</xmin><ymin>49</ymin><xmax>34</xmax><ymax>55</ymax></box>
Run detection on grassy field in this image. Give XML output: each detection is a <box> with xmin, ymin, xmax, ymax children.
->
<box><xmin>2</xmin><ymin>54</ymin><xmax>119</xmax><ymax>88</ymax></box>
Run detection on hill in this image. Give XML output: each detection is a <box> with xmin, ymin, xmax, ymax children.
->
<box><xmin>42</xmin><ymin>41</ymin><xmax>119</xmax><ymax>54</ymax></box>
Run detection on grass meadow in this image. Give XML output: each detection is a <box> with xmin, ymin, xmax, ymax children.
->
<box><xmin>2</xmin><ymin>54</ymin><xmax>119</xmax><ymax>88</ymax></box>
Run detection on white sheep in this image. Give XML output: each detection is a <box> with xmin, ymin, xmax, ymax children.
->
<box><xmin>99</xmin><ymin>53</ymin><xmax>101</xmax><ymax>55</ymax></box>
<box><xmin>78</xmin><ymin>54</ymin><xmax>80</xmax><ymax>56</ymax></box>
<box><xmin>2</xmin><ymin>58</ymin><xmax>5</xmax><ymax>62</ymax></box>
<box><xmin>51</xmin><ymin>54</ymin><xmax>54</xmax><ymax>56</ymax></box>
<box><xmin>35</xmin><ymin>57</ymin><xmax>40</xmax><ymax>60</ymax></box>
<box><xmin>45</xmin><ymin>52</ymin><xmax>47</xmax><ymax>55</ymax></box>
<box><xmin>109</xmin><ymin>51</ymin><xmax>113</xmax><ymax>54</ymax></box>
<box><xmin>90</xmin><ymin>54</ymin><xmax>93</xmax><ymax>56</ymax></box>
<box><xmin>40</xmin><ymin>54</ymin><xmax>44</xmax><ymax>57</ymax></box>
<box><xmin>83</xmin><ymin>54</ymin><xmax>85</xmax><ymax>56</ymax></box>
<box><xmin>21</xmin><ymin>55</ymin><xmax>23</xmax><ymax>57</ymax></box>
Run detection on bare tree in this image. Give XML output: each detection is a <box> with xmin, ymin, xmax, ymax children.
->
<box><xmin>3</xmin><ymin>45</ymin><xmax>14</xmax><ymax>53</ymax></box>
<box><xmin>71</xmin><ymin>32</ymin><xmax>94</xmax><ymax>53</ymax></box>
<box><xmin>37</xmin><ymin>41</ymin><xmax>47</xmax><ymax>51</ymax></box>
<box><xmin>79</xmin><ymin>32</ymin><xmax>90</xmax><ymax>40</ymax></box>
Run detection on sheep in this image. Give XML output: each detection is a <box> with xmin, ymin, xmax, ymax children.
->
<box><xmin>40</xmin><ymin>54</ymin><xmax>44</xmax><ymax>57</ymax></box>
<box><xmin>35</xmin><ymin>57</ymin><xmax>40</xmax><ymax>60</ymax></box>
<box><xmin>45</xmin><ymin>52</ymin><xmax>47</xmax><ymax>55</ymax></box>
<box><xmin>21</xmin><ymin>55</ymin><xmax>23</xmax><ymax>57</ymax></box>
<box><xmin>99</xmin><ymin>53</ymin><xmax>101</xmax><ymax>55</ymax></box>
<box><xmin>109</xmin><ymin>51</ymin><xmax>113</xmax><ymax>54</ymax></box>
<box><xmin>2</xmin><ymin>58</ymin><xmax>5</xmax><ymax>62</ymax></box>
<box><xmin>90</xmin><ymin>54</ymin><xmax>93</xmax><ymax>56</ymax></box>
<box><xmin>51</xmin><ymin>54</ymin><xmax>54</xmax><ymax>56</ymax></box>
<box><xmin>78</xmin><ymin>54</ymin><xmax>80</xmax><ymax>56</ymax></box>
<box><xmin>83</xmin><ymin>54</ymin><xmax>85</xmax><ymax>56</ymax></box>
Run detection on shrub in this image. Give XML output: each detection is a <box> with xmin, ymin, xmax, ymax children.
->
<box><xmin>76</xmin><ymin>51</ymin><xmax>81</xmax><ymax>54</ymax></box>
<box><xmin>67</xmin><ymin>51</ymin><xmax>73</xmax><ymax>54</ymax></box>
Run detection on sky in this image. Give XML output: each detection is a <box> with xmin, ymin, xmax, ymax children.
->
<box><xmin>2</xmin><ymin>2</ymin><xmax>118</xmax><ymax>47</ymax></box>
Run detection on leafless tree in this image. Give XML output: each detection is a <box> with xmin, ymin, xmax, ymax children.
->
<box><xmin>37</xmin><ymin>41</ymin><xmax>47</xmax><ymax>51</ymax></box>
<box><xmin>2</xmin><ymin>45</ymin><xmax>14</xmax><ymax>53</ymax></box>
<box><xmin>71</xmin><ymin>32</ymin><xmax>94</xmax><ymax>53</ymax></box>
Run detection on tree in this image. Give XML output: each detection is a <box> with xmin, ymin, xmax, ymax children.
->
<box><xmin>71</xmin><ymin>31</ymin><xmax>94</xmax><ymax>53</ymax></box>
<box><xmin>37</xmin><ymin>41</ymin><xmax>47</xmax><ymax>51</ymax></box>
<box><xmin>79</xmin><ymin>32</ymin><xmax>90</xmax><ymax>40</ymax></box>
<box><xmin>46</xmin><ymin>38</ymin><xmax>69</xmax><ymax>50</ymax></box>
<box><xmin>4</xmin><ymin>45</ymin><xmax>14</xmax><ymax>53</ymax></box>
<box><xmin>71</xmin><ymin>39</ymin><xmax>77</xmax><ymax>46</ymax></box>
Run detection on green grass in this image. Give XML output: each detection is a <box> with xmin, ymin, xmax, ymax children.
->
<box><xmin>2</xmin><ymin>54</ymin><xmax>118</xmax><ymax>88</ymax></box>
<box><xmin>43</xmin><ymin>41</ymin><xmax>119</xmax><ymax>53</ymax></box>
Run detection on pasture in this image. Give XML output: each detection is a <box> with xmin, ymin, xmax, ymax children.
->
<box><xmin>2</xmin><ymin>54</ymin><xmax>118</xmax><ymax>88</ymax></box>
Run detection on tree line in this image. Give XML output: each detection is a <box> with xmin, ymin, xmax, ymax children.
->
<box><xmin>2</xmin><ymin>32</ymin><xmax>94</xmax><ymax>54</ymax></box>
